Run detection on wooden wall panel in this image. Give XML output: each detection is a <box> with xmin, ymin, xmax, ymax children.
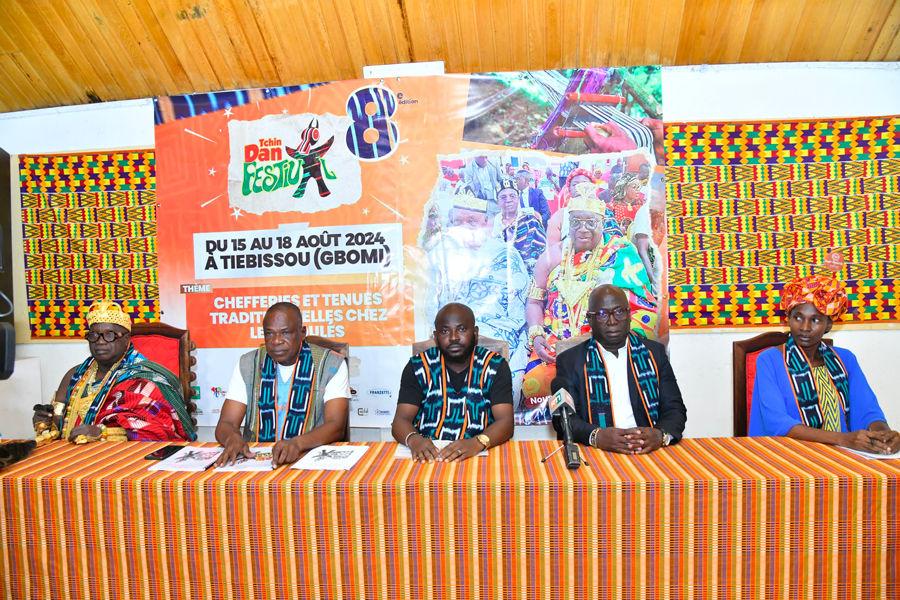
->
<box><xmin>0</xmin><ymin>0</ymin><xmax>896</xmax><ymax>113</ymax></box>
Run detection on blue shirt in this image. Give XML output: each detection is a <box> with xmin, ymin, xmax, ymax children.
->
<box><xmin>748</xmin><ymin>346</ymin><xmax>886</xmax><ymax>437</ymax></box>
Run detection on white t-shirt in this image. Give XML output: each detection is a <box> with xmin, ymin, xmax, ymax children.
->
<box><xmin>225</xmin><ymin>360</ymin><xmax>350</xmax><ymax>405</ymax></box>
<box><xmin>630</xmin><ymin>202</ymin><xmax>652</xmax><ymax>241</ymax></box>
<box><xmin>599</xmin><ymin>343</ymin><xmax>638</xmax><ymax>429</ymax></box>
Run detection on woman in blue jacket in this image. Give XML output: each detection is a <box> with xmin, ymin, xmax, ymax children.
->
<box><xmin>749</xmin><ymin>274</ymin><xmax>899</xmax><ymax>454</ymax></box>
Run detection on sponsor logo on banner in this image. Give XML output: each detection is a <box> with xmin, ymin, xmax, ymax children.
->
<box><xmin>367</xmin><ymin>389</ymin><xmax>392</xmax><ymax>398</ymax></box>
<box><xmin>211</xmin><ymin>387</ymin><xmax>226</xmax><ymax>398</ymax></box>
<box><xmin>357</xmin><ymin>408</ymin><xmax>368</xmax><ymax>416</ymax></box>
<box><xmin>375</xmin><ymin>409</ymin><xmax>392</xmax><ymax>416</ymax></box>
<box><xmin>350</xmin><ymin>386</ymin><xmax>359</xmax><ymax>401</ymax></box>
<box><xmin>228</xmin><ymin>113</ymin><xmax>363</xmax><ymax>215</ymax></box>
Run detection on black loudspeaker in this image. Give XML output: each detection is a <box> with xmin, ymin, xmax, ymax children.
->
<box><xmin>0</xmin><ymin>322</ymin><xmax>13</xmax><ymax>380</ymax></box>
<box><xmin>0</xmin><ymin>146</ymin><xmax>14</xmax><ymax>379</ymax></box>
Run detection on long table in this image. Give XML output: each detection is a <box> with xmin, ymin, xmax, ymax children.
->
<box><xmin>1</xmin><ymin>438</ymin><xmax>897</xmax><ymax>599</ymax></box>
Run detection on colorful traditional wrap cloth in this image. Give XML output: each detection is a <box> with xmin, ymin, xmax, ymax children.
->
<box><xmin>780</xmin><ymin>274</ymin><xmax>849</xmax><ymax>319</ymax></box>
<box><xmin>782</xmin><ymin>337</ymin><xmax>850</xmax><ymax>430</ymax></box>
<box><xmin>411</xmin><ymin>346</ymin><xmax>503</xmax><ymax>440</ymax></box>
<box><xmin>1</xmin><ymin>439</ymin><xmax>898</xmax><ymax>599</ymax></box>
<box><xmin>584</xmin><ymin>333</ymin><xmax>659</xmax><ymax>427</ymax></box>
<box><xmin>64</xmin><ymin>343</ymin><xmax>196</xmax><ymax>441</ymax></box>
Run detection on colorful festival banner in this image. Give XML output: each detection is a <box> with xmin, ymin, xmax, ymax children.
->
<box><xmin>155</xmin><ymin>68</ymin><xmax>667</xmax><ymax>427</ymax></box>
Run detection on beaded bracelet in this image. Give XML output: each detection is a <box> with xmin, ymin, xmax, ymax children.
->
<box><xmin>404</xmin><ymin>431</ymin><xmax>422</xmax><ymax>446</ymax></box>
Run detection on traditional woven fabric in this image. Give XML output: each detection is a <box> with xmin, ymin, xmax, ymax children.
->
<box><xmin>669</xmin><ymin>278</ymin><xmax>900</xmax><ymax>327</ymax></box>
<box><xmin>63</xmin><ymin>343</ymin><xmax>196</xmax><ymax>441</ymax></box>
<box><xmin>665</xmin><ymin>116</ymin><xmax>899</xmax><ymax>166</ymax></box>
<box><xmin>813</xmin><ymin>367</ymin><xmax>842</xmax><ymax>432</ymax></box>
<box><xmin>781</xmin><ymin>274</ymin><xmax>849</xmax><ymax>319</ymax></box>
<box><xmin>496</xmin><ymin>210</ymin><xmax>546</xmax><ymax>270</ymax></box>
<box><xmin>256</xmin><ymin>341</ymin><xmax>315</xmax><ymax>442</ymax></box>
<box><xmin>20</xmin><ymin>152</ymin><xmax>160</xmax><ymax>338</ymax></box>
<box><xmin>1</xmin><ymin>439</ymin><xmax>897</xmax><ymax>599</ymax></box>
<box><xmin>584</xmin><ymin>333</ymin><xmax>659</xmax><ymax>427</ymax></box>
<box><xmin>411</xmin><ymin>346</ymin><xmax>502</xmax><ymax>440</ymax></box>
<box><xmin>666</xmin><ymin>116</ymin><xmax>900</xmax><ymax>328</ymax></box>
<box><xmin>782</xmin><ymin>337</ymin><xmax>850</xmax><ymax>431</ymax></box>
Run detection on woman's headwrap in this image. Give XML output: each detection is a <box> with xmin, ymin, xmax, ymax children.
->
<box><xmin>565</xmin><ymin>168</ymin><xmax>596</xmax><ymax>189</ymax></box>
<box><xmin>780</xmin><ymin>274</ymin><xmax>848</xmax><ymax>320</ymax></box>
<box><xmin>613</xmin><ymin>172</ymin><xmax>638</xmax><ymax>201</ymax></box>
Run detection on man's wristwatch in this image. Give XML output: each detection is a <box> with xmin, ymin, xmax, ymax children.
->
<box><xmin>659</xmin><ymin>429</ymin><xmax>673</xmax><ymax>447</ymax></box>
<box><xmin>475</xmin><ymin>434</ymin><xmax>491</xmax><ymax>450</ymax></box>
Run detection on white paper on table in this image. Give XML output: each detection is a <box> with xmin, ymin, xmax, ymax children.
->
<box><xmin>214</xmin><ymin>447</ymin><xmax>275</xmax><ymax>471</ymax></box>
<box><xmin>148</xmin><ymin>447</ymin><xmax>223</xmax><ymax>471</ymax></box>
<box><xmin>291</xmin><ymin>445</ymin><xmax>370</xmax><ymax>471</ymax></box>
<box><xmin>843</xmin><ymin>447</ymin><xmax>900</xmax><ymax>460</ymax></box>
<box><xmin>394</xmin><ymin>439</ymin><xmax>488</xmax><ymax>459</ymax></box>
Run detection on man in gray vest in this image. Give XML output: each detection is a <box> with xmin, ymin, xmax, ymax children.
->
<box><xmin>215</xmin><ymin>302</ymin><xmax>349</xmax><ymax>467</ymax></box>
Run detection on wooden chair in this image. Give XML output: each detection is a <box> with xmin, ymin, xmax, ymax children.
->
<box><xmin>732</xmin><ymin>331</ymin><xmax>833</xmax><ymax>437</ymax></box>
<box><xmin>131</xmin><ymin>322</ymin><xmax>197</xmax><ymax>423</ymax></box>
<box><xmin>411</xmin><ymin>335</ymin><xmax>510</xmax><ymax>361</ymax></box>
<box><xmin>307</xmin><ymin>335</ymin><xmax>351</xmax><ymax>442</ymax></box>
<box><xmin>555</xmin><ymin>333</ymin><xmax>592</xmax><ymax>356</ymax></box>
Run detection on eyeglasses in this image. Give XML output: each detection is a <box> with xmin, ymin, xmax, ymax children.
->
<box><xmin>586</xmin><ymin>308</ymin><xmax>630</xmax><ymax>322</ymax></box>
<box><xmin>84</xmin><ymin>330</ymin><xmax>128</xmax><ymax>343</ymax></box>
<box><xmin>569</xmin><ymin>217</ymin><xmax>600</xmax><ymax>231</ymax></box>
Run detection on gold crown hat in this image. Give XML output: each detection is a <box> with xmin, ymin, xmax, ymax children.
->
<box><xmin>85</xmin><ymin>301</ymin><xmax>132</xmax><ymax>331</ymax></box>
<box><xmin>452</xmin><ymin>187</ymin><xmax>489</xmax><ymax>214</ymax></box>
<box><xmin>569</xmin><ymin>182</ymin><xmax>605</xmax><ymax>215</ymax></box>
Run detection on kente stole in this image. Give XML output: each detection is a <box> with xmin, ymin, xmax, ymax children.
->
<box><xmin>584</xmin><ymin>332</ymin><xmax>659</xmax><ymax>427</ymax></box>
<box><xmin>64</xmin><ymin>344</ymin><xmax>143</xmax><ymax>426</ymax></box>
<box><xmin>781</xmin><ymin>337</ymin><xmax>850</xmax><ymax>430</ymax></box>
<box><xmin>411</xmin><ymin>346</ymin><xmax>503</xmax><ymax>440</ymax></box>
<box><xmin>255</xmin><ymin>340</ymin><xmax>316</xmax><ymax>442</ymax></box>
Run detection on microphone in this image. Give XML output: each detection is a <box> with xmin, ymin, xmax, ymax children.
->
<box><xmin>549</xmin><ymin>377</ymin><xmax>582</xmax><ymax>470</ymax></box>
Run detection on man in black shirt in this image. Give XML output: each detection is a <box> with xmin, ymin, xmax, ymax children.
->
<box><xmin>554</xmin><ymin>285</ymin><xmax>687</xmax><ymax>453</ymax></box>
<box><xmin>392</xmin><ymin>303</ymin><xmax>514</xmax><ymax>463</ymax></box>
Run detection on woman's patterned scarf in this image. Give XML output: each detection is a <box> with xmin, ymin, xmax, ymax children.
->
<box><xmin>781</xmin><ymin>337</ymin><xmax>850</xmax><ymax>430</ymax></box>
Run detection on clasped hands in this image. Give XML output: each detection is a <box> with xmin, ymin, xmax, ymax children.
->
<box><xmin>593</xmin><ymin>427</ymin><xmax>664</xmax><ymax>455</ymax></box>
<box><xmin>407</xmin><ymin>434</ymin><xmax>484</xmax><ymax>463</ymax></box>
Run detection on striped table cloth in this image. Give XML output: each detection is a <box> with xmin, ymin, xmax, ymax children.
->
<box><xmin>0</xmin><ymin>438</ymin><xmax>897</xmax><ymax>599</ymax></box>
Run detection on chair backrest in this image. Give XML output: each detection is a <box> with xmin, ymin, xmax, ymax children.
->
<box><xmin>555</xmin><ymin>333</ymin><xmax>592</xmax><ymax>356</ymax></box>
<box><xmin>732</xmin><ymin>331</ymin><xmax>833</xmax><ymax>436</ymax></box>
<box><xmin>131</xmin><ymin>322</ymin><xmax>197</xmax><ymax>422</ymax></box>
<box><xmin>306</xmin><ymin>335</ymin><xmax>351</xmax><ymax>442</ymax></box>
<box><xmin>411</xmin><ymin>335</ymin><xmax>510</xmax><ymax>361</ymax></box>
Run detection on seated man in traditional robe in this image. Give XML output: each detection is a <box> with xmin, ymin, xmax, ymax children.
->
<box><xmin>749</xmin><ymin>275</ymin><xmax>900</xmax><ymax>453</ymax></box>
<box><xmin>492</xmin><ymin>178</ymin><xmax>546</xmax><ymax>274</ymax></box>
<box><xmin>392</xmin><ymin>303</ymin><xmax>514</xmax><ymax>463</ymax></box>
<box><xmin>426</xmin><ymin>188</ymin><xmax>529</xmax><ymax>393</ymax></box>
<box><xmin>554</xmin><ymin>285</ymin><xmax>686</xmax><ymax>453</ymax></box>
<box><xmin>215</xmin><ymin>302</ymin><xmax>350</xmax><ymax>467</ymax></box>
<box><xmin>32</xmin><ymin>301</ymin><xmax>195</xmax><ymax>444</ymax></box>
<box><xmin>520</xmin><ymin>183</ymin><xmax>657</xmax><ymax>415</ymax></box>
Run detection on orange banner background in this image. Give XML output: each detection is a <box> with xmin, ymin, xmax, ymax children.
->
<box><xmin>185</xmin><ymin>281</ymin><xmax>411</xmax><ymax>348</ymax></box>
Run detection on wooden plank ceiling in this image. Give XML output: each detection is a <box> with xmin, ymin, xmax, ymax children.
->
<box><xmin>0</xmin><ymin>0</ymin><xmax>898</xmax><ymax>113</ymax></box>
